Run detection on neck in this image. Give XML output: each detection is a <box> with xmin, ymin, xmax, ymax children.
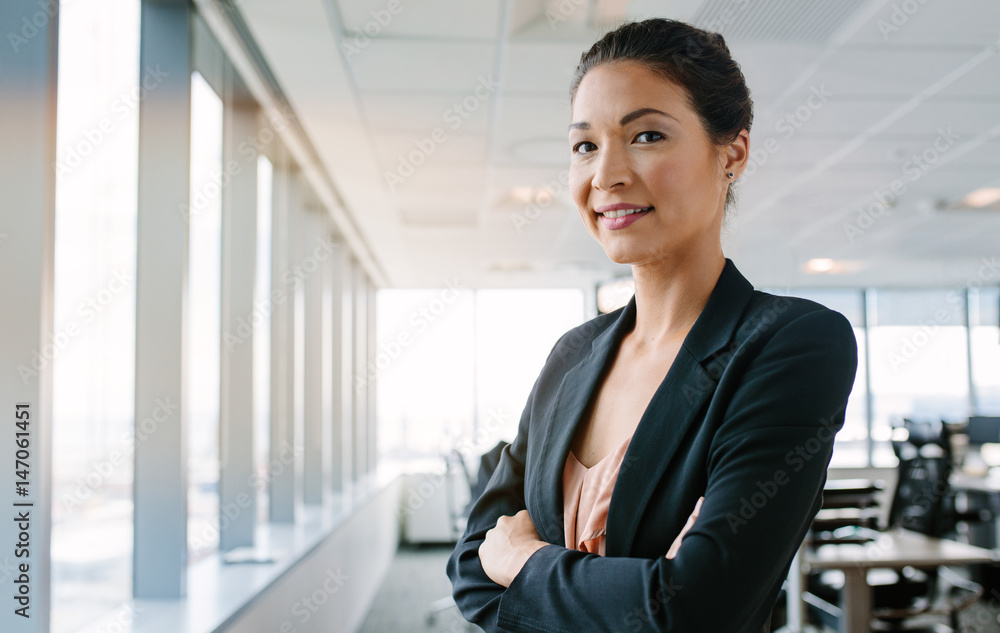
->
<box><xmin>627</xmin><ymin>246</ymin><xmax>726</xmax><ymax>352</ymax></box>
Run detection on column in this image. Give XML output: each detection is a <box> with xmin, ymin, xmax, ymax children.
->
<box><xmin>367</xmin><ymin>277</ymin><xmax>378</xmax><ymax>474</ymax></box>
<box><xmin>341</xmin><ymin>256</ymin><xmax>355</xmax><ymax>490</ymax></box>
<box><xmin>353</xmin><ymin>265</ymin><xmax>368</xmax><ymax>483</ymax></box>
<box><xmin>0</xmin><ymin>1</ymin><xmax>58</xmax><ymax>627</ymax></box>
<box><xmin>133</xmin><ymin>0</ymin><xmax>192</xmax><ymax>599</ymax></box>
<box><xmin>218</xmin><ymin>64</ymin><xmax>258</xmax><ymax>551</ymax></box>
<box><xmin>268</xmin><ymin>150</ymin><xmax>298</xmax><ymax>522</ymax></box>
<box><xmin>302</xmin><ymin>198</ymin><xmax>326</xmax><ymax>505</ymax></box>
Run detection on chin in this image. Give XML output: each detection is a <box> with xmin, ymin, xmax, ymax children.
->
<box><xmin>599</xmin><ymin>242</ymin><xmax>662</xmax><ymax>266</ymax></box>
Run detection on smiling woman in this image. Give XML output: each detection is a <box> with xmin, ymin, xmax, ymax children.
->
<box><xmin>447</xmin><ymin>18</ymin><xmax>858</xmax><ymax>633</ymax></box>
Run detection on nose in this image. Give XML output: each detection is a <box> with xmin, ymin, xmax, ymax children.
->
<box><xmin>591</xmin><ymin>142</ymin><xmax>633</xmax><ymax>191</ymax></box>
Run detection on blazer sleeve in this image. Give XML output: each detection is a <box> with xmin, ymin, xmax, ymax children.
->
<box><xmin>486</xmin><ymin>308</ymin><xmax>858</xmax><ymax>633</ymax></box>
<box><xmin>446</xmin><ymin>333</ymin><xmax>567</xmax><ymax>630</ymax></box>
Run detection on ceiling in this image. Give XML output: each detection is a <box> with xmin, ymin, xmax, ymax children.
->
<box><xmin>232</xmin><ymin>0</ymin><xmax>1000</xmax><ymax>289</ymax></box>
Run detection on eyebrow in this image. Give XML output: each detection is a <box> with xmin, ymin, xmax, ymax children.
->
<box><xmin>568</xmin><ymin>107</ymin><xmax>677</xmax><ymax>131</ymax></box>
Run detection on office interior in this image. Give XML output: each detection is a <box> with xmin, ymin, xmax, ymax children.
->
<box><xmin>1</xmin><ymin>0</ymin><xmax>1000</xmax><ymax>631</ymax></box>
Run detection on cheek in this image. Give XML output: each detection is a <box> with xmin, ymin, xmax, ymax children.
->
<box><xmin>568</xmin><ymin>168</ymin><xmax>590</xmax><ymax>213</ymax></box>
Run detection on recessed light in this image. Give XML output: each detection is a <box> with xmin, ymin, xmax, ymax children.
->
<box><xmin>961</xmin><ymin>188</ymin><xmax>1000</xmax><ymax>209</ymax></box>
<box><xmin>805</xmin><ymin>258</ymin><xmax>836</xmax><ymax>274</ymax></box>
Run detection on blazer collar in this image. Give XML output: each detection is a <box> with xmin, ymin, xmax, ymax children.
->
<box><xmin>585</xmin><ymin>257</ymin><xmax>753</xmax><ymax>362</ymax></box>
<box><xmin>530</xmin><ymin>258</ymin><xmax>755</xmax><ymax>551</ymax></box>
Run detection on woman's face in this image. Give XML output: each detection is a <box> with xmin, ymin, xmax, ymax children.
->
<box><xmin>568</xmin><ymin>61</ymin><xmax>746</xmax><ymax>266</ymax></box>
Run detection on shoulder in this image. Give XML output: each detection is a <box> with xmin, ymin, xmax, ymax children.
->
<box><xmin>733</xmin><ymin>290</ymin><xmax>856</xmax><ymax>352</ymax></box>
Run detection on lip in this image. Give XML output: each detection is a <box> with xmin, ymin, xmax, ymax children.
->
<box><xmin>595</xmin><ymin>203</ymin><xmax>649</xmax><ymax>214</ymax></box>
<box><xmin>595</xmin><ymin>203</ymin><xmax>653</xmax><ymax>230</ymax></box>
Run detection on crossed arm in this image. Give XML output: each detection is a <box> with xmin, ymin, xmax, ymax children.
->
<box><xmin>447</xmin><ymin>309</ymin><xmax>858</xmax><ymax>632</ymax></box>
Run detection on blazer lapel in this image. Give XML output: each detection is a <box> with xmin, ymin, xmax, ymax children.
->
<box><xmin>606</xmin><ymin>259</ymin><xmax>755</xmax><ymax>556</ymax></box>
<box><xmin>530</xmin><ymin>298</ymin><xmax>637</xmax><ymax>546</ymax></box>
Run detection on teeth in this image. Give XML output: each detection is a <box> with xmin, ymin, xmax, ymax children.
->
<box><xmin>602</xmin><ymin>207</ymin><xmax>651</xmax><ymax>218</ymax></box>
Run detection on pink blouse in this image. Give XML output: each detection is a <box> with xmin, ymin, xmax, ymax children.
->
<box><xmin>563</xmin><ymin>436</ymin><xmax>703</xmax><ymax>557</ymax></box>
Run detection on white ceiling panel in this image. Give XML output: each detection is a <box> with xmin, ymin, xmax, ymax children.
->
<box><xmin>844</xmin><ymin>0</ymin><xmax>1000</xmax><ymax>47</ymax></box>
<box><xmin>503</xmin><ymin>41</ymin><xmax>584</xmax><ymax>95</ymax></box>
<box><xmin>348</xmin><ymin>40</ymin><xmax>498</xmax><ymax>92</ymax></box>
<box><xmin>807</xmin><ymin>47</ymin><xmax>993</xmax><ymax>98</ymax></box>
<box><xmin>337</xmin><ymin>0</ymin><xmax>504</xmax><ymax>40</ymax></box>
<box><xmin>493</xmin><ymin>95</ymin><xmax>572</xmax><ymax>151</ymax></box>
<box><xmin>373</xmin><ymin>132</ymin><xmax>488</xmax><ymax>167</ymax></box>
<box><xmin>362</xmin><ymin>91</ymin><xmax>494</xmax><ymax>134</ymax></box>
<box><xmin>880</xmin><ymin>101</ymin><xmax>1000</xmax><ymax>137</ymax></box>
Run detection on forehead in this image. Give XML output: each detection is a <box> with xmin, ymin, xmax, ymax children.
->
<box><xmin>571</xmin><ymin>61</ymin><xmax>694</xmax><ymax>123</ymax></box>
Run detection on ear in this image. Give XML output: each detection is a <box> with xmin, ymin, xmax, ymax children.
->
<box><xmin>721</xmin><ymin>129</ymin><xmax>750</xmax><ymax>178</ymax></box>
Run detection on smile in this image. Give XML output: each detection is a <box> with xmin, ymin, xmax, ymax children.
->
<box><xmin>597</xmin><ymin>206</ymin><xmax>653</xmax><ymax>230</ymax></box>
<box><xmin>600</xmin><ymin>206</ymin><xmax>653</xmax><ymax>218</ymax></box>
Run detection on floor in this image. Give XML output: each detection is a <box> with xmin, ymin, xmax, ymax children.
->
<box><xmin>359</xmin><ymin>544</ymin><xmax>1000</xmax><ymax>633</ymax></box>
<box><xmin>358</xmin><ymin>543</ymin><xmax>483</xmax><ymax>633</ymax></box>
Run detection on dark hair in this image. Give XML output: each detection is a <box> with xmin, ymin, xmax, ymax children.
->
<box><xmin>570</xmin><ymin>18</ymin><xmax>753</xmax><ymax>212</ymax></box>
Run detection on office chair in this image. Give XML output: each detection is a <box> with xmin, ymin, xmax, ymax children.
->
<box><xmin>426</xmin><ymin>441</ymin><xmax>509</xmax><ymax>629</ymax></box>
<box><xmin>807</xmin><ymin>419</ymin><xmax>984</xmax><ymax>632</ymax></box>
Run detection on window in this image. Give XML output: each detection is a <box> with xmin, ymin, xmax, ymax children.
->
<box><xmin>50</xmin><ymin>0</ymin><xmax>140</xmax><ymax>630</ymax></box>
<box><xmin>971</xmin><ymin>287</ymin><xmax>1000</xmax><ymax>414</ymax></box>
<box><xmin>868</xmin><ymin>289</ymin><xmax>970</xmax><ymax>466</ymax></box>
<box><xmin>187</xmin><ymin>71</ymin><xmax>224</xmax><ymax>560</ymax></box>
<box><xmin>474</xmin><ymin>290</ymin><xmax>586</xmax><ymax>445</ymax></box>
<box><xmin>254</xmin><ymin>154</ymin><xmax>273</xmax><ymax>522</ymax></box>
<box><xmin>376</xmin><ymin>289</ymin><xmax>475</xmax><ymax>460</ymax></box>
<box><xmin>376</xmin><ymin>288</ymin><xmax>585</xmax><ymax>461</ymax></box>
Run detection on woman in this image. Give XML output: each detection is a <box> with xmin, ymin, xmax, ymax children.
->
<box><xmin>447</xmin><ymin>18</ymin><xmax>858</xmax><ymax>633</ymax></box>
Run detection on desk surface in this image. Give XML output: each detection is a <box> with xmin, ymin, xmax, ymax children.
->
<box><xmin>805</xmin><ymin>527</ymin><xmax>996</xmax><ymax>570</ymax></box>
<box><xmin>951</xmin><ymin>472</ymin><xmax>1000</xmax><ymax>493</ymax></box>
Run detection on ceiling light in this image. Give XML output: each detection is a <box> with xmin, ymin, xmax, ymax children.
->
<box><xmin>509</xmin><ymin>186</ymin><xmax>534</xmax><ymax>204</ymax></box>
<box><xmin>961</xmin><ymin>188</ymin><xmax>1000</xmax><ymax>209</ymax></box>
<box><xmin>805</xmin><ymin>258</ymin><xmax>836</xmax><ymax>274</ymax></box>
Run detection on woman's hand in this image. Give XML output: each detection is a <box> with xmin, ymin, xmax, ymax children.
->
<box><xmin>479</xmin><ymin>509</ymin><xmax>548</xmax><ymax>587</ymax></box>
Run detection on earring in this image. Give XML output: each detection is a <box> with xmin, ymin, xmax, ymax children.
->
<box><xmin>728</xmin><ymin>172</ymin><xmax>735</xmax><ymax>178</ymax></box>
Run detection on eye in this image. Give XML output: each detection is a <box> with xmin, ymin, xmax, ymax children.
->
<box><xmin>572</xmin><ymin>141</ymin><xmax>596</xmax><ymax>155</ymax></box>
<box><xmin>635</xmin><ymin>131</ymin><xmax>664</xmax><ymax>143</ymax></box>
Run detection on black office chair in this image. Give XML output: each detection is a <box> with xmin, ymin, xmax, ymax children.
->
<box><xmin>807</xmin><ymin>419</ymin><xmax>984</xmax><ymax>632</ymax></box>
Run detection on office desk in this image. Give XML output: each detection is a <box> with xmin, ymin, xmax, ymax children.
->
<box><xmin>799</xmin><ymin>528</ymin><xmax>996</xmax><ymax>633</ymax></box>
<box><xmin>950</xmin><ymin>473</ymin><xmax>1000</xmax><ymax>549</ymax></box>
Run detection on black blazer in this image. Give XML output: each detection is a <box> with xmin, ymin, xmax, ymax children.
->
<box><xmin>447</xmin><ymin>259</ymin><xmax>859</xmax><ymax>633</ymax></box>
